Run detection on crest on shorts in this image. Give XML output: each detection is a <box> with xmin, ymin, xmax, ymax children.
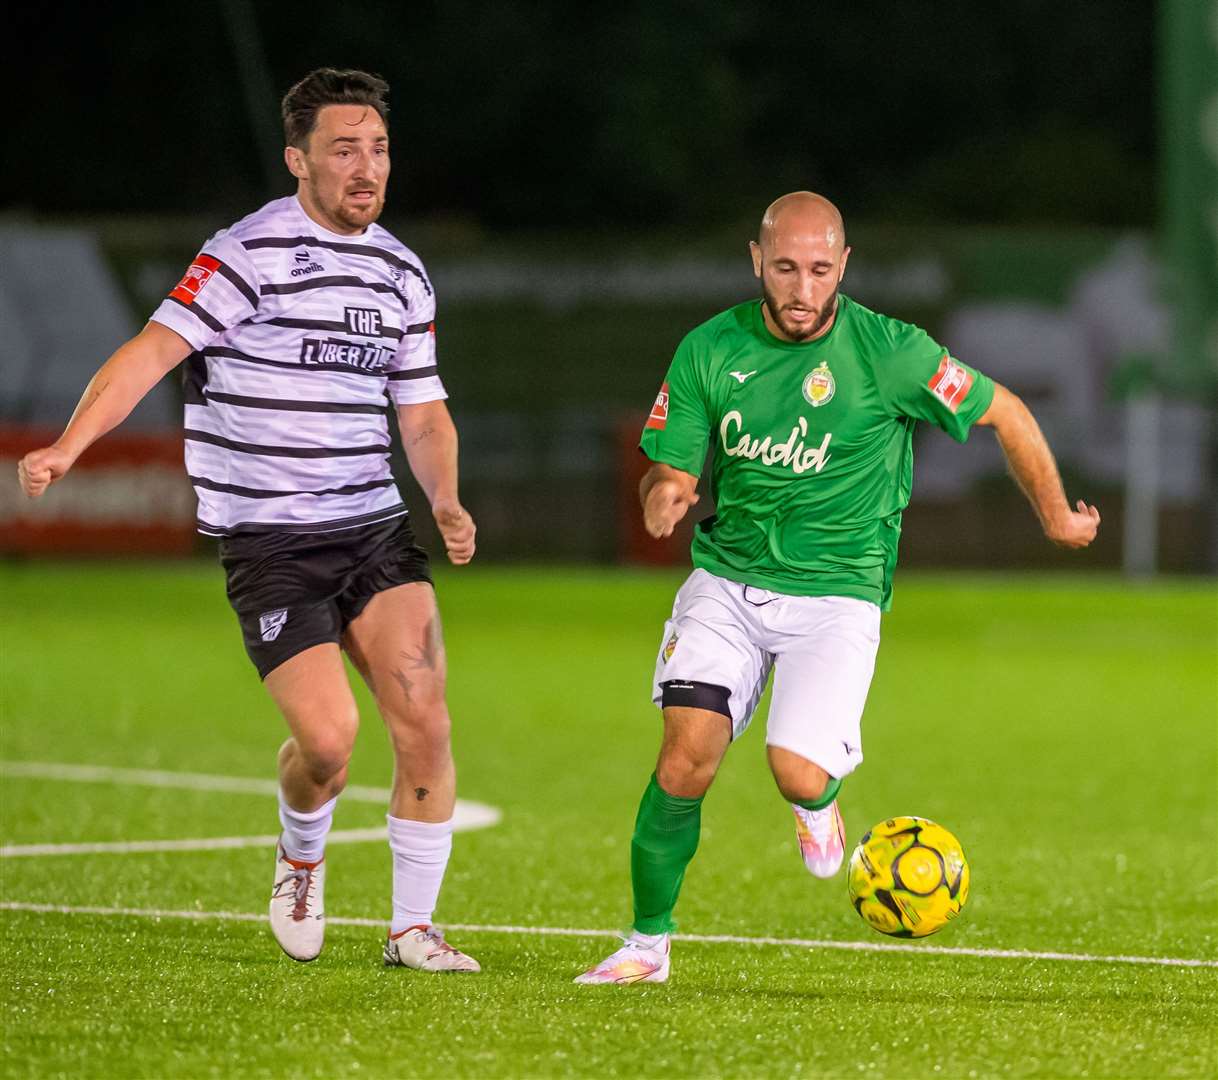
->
<box><xmin>802</xmin><ymin>362</ymin><xmax>835</xmax><ymax>407</ymax></box>
<box><xmin>259</xmin><ymin>608</ymin><xmax>289</xmax><ymax>643</ymax></box>
<box><xmin>662</xmin><ymin>631</ymin><xmax>679</xmax><ymax>663</ymax></box>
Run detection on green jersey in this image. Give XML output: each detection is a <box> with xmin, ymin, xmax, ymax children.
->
<box><xmin>639</xmin><ymin>296</ymin><xmax>995</xmax><ymax>610</ymax></box>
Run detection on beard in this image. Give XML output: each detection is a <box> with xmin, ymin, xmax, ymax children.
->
<box><xmin>306</xmin><ymin>178</ymin><xmax>385</xmax><ymax>233</ymax></box>
<box><xmin>761</xmin><ymin>280</ymin><xmax>841</xmax><ymax>342</ymax></box>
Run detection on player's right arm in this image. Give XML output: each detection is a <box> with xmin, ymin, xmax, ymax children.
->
<box><xmin>17</xmin><ymin>321</ymin><xmax>192</xmax><ymax>498</ymax></box>
<box><xmin>637</xmin><ymin>332</ymin><xmax>712</xmax><ymax>539</ymax></box>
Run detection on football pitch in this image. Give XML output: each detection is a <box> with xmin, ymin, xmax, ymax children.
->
<box><xmin>1</xmin><ymin>562</ymin><xmax>1215</xmax><ymax>1078</ymax></box>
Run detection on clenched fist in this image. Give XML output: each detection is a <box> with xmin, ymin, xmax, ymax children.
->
<box><xmin>17</xmin><ymin>445</ymin><xmax>76</xmax><ymax>498</ymax></box>
<box><xmin>432</xmin><ymin>499</ymin><xmax>476</xmax><ymax>565</ymax></box>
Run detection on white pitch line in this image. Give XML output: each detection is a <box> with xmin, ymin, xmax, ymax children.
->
<box><xmin>0</xmin><ymin>761</ymin><xmax>502</xmax><ymax>848</ymax></box>
<box><xmin>0</xmin><ymin>827</ymin><xmax>390</xmax><ymax>858</ymax></box>
<box><xmin>0</xmin><ymin>901</ymin><xmax>1214</xmax><ymax>970</ymax></box>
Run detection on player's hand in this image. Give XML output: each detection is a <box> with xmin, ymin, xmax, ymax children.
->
<box><xmin>17</xmin><ymin>445</ymin><xmax>76</xmax><ymax>498</ymax></box>
<box><xmin>643</xmin><ymin>479</ymin><xmax>700</xmax><ymax>539</ymax></box>
<box><xmin>1046</xmin><ymin>500</ymin><xmax>1101</xmax><ymax>549</ymax></box>
<box><xmin>432</xmin><ymin>499</ymin><xmax>476</xmax><ymax>565</ymax></box>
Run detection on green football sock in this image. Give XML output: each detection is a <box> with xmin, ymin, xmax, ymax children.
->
<box><xmin>630</xmin><ymin>773</ymin><xmax>703</xmax><ymax>936</ymax></box>
<box><xmin>793</xmin><ymin>775</ymin><xmax>842</xmax><ymax>812</ymax></box>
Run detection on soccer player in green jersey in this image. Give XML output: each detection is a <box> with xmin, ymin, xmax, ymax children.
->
<box><xmin>575</xmin><ymin>191</ymin><xmax>1100</xmax><ymax>985</ymax></box>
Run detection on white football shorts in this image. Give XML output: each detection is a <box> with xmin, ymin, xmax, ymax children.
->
<box><xmin>651</xmin><ymin>568</ymin><xmax>881</xmax><ymax>779</ymax></box>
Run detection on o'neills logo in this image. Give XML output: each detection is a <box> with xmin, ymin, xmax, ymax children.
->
<box><xmin>291</xmin><ymin>249</ymin><xmax>324</xmax><ymax>277</ymax></box>
<box><xmin>720</xmin><ymin>411</ymin><xmax>832</xmax><ymax>474</ymax></box>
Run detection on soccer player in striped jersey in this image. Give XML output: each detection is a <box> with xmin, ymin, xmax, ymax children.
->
<box><xmin>18</xmin><ymin>68</ymin><xmax>480</xmax><ymax>972</ymax></box>
<box><xmin>575</xmin><ymin>192</ymin><xmax>1101</xmax><ymax>985</ymax></box>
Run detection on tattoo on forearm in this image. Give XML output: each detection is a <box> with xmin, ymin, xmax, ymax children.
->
<box><xmin>414</xmin><ymin>787</ymin><xmax>429</xmax><ymax>801</ymax></box>
<box><xmin>409</xmin><ymin>427</ymin><xmax>435</xmax><ymax>446</ymax></box>
<box><xmin>81</xmin><ymin>379</ymin><xmax>110</xmax><ymax>414</ymax></box>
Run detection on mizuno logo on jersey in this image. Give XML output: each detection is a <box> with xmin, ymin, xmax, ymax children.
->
<box><xmin>729</xmin><ymin>370</ymin><xmax>758</xmax><ymax>384</ymax></box>
<box><xmin>300</xmin><ymin>338</ymin><xmax>395</xmax><ymax>371</ymax></box>
<box><xmin>720</xmin><ymin>411</ymin><xmax>832</xmax><ymax>474</ymax></box>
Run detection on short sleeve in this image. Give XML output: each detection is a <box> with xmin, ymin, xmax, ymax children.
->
<box><xmin>148</xmin><ymin>230</ymin><xmax>261</xmax><ymax>350</ymax></box>
<box><xmin>872</xmin><ymin>324</ymin><xmax>995</xmax><ymax>443</ymax></box>
<box><xmin>638</xmin><ymin>333</ymin><xmax>711</xmax><ymax>476</ymax></box>
<box><xmin>385</xmin><ymin>282</ymin><xmax>447</xmax><ymax>405</ymax></box>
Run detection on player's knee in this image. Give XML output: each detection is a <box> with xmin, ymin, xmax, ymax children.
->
<box><xmin>655</xmin><ymin>745</ymin><xmax>718</xmax><ymax>798</ymax></box>
<box><xmin>385</xmin><ymin>700</ymin><xmax>451</xmax><ymax>757</ymax></box>
<box><xmin>301</xmin><ymin>733</ymin><xmax>354</xmax><ymax>782</ymax></box>
<box><xmin>769</xmin><ymin>749</ymin><xmax>831</xmax><ymax>804</ymax></box>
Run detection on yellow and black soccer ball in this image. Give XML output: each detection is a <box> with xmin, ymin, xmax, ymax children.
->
<box><xmin>847</xmin><ymin>816</ymin><xmax>970</xmax><ymax>938</ymax></box>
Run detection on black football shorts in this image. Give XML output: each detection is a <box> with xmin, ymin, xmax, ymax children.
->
<box><xmin>219</xmin><ymin>514</ymin><xmax>433</xmax><ymax>679</ymax></box>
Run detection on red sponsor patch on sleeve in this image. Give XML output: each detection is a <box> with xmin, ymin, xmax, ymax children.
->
<box><xmin>927</xmin><ymin>354</ymin><xmax>974</xmax><ymax>414</ymax></box>
<box><xmin>169</xmin><ymin>253</ymin><xmax>221</xmax><ymax>305</ymax></box>
<box><xmin>645</xmin><ymin>381</ymin><xmax>670</xmax><ymax>430</ymax></box>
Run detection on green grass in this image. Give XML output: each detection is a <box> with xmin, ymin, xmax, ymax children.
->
<box><xmin>2</xmin><ymin>564</ymin><xmax>1216</xmax><ymax>1078</ymax></box>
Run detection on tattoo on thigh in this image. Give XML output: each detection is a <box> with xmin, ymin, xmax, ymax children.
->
<box><xmin>391</xmin><ymin>668</ymin><xmax>413</xmax><ymax>702</ymax></box>
<box><xmin>395</xmin><ymin>612</ymin><xmax>445</xmax><ymax>681</ymax></box>
<box><xmin>414</xmin><ymin>787</ymin><xmax>429</xmax><ymax>801</ymax></box>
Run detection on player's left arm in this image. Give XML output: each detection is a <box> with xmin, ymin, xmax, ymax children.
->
<box><xmin>396</xmin><ymin>399</ymin><xmax>475</xmax><ymax>565</ymax></box>
<box><xmin>976</xmin><ymin>383</ymin><xmax>1100</xmax><ymax>549</ymax></box>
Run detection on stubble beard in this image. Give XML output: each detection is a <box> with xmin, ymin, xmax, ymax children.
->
<box><xmin>761</xmin><ymin>281</ymin><xmax>841</xmax><ymax>342</ymax></box>
<box><xmin>305</xmin><ymin>178</ymin><xmax>384</xmax><ymax>233</ymax></box>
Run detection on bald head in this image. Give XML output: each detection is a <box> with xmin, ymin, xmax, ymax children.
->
<box><xmin>749</xmin><ymin>191</ymin><xmax>851</xmax><ymax>342</ymax></box>
<box><xmin>758</xmin><ymin>191</ymin><xmax>846</xmax><ymax>255</ymax></box>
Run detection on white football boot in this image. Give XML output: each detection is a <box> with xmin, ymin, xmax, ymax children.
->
<box><xmin>269</xmin><ymin>840</ymin><xmax>326</xmax><ymax>961</ymax></box>
<box><xmin>383</xmin><ymin>926</ymin><xmax>481</xmax><ymax>972</ymax></box>
<box><xmin>574</xmin><ymin>935</ymin><xmax>670</xmax><ymax>985</ymax></box>
<box><xmin>792</xmin><ymin>800</ymin><xmax>846</xmax><ymax>878</ymax></box>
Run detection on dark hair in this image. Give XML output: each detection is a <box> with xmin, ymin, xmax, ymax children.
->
<box><xmin>281</xmin><ymin>68</ymin><xmax>390</xmax><ymax>149</ymax></box>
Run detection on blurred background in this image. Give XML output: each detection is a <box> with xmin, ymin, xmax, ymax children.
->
<box><xmin>2</xmin><ymin>0</ymin><xmax>1214</xmax><ymax>573</ymax></box>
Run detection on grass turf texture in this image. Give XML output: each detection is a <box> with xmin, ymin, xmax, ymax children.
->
<box><xmin>1</xmin><ymin>563</ymin><xmax>1215</xmax><ymax>1078</ymax></box>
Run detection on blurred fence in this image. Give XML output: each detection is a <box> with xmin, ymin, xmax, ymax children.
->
<box><xmin>1</xmin><ymin>217</ymin><xmax>1213</xmax><ymax>571</ymax></box>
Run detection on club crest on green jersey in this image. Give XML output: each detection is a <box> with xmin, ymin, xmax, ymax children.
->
<box><xmin>802</xmin><ymin>362</ymin><xmax>835</xmax><ymax>407</ymax></box>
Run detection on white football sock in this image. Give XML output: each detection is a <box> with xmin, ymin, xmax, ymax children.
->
<box><xmin>277</xmin><ymin>791</ymin><xmax>337</xmax><ymax>864</ymax></box>
<box><xmin>387</xmin><ymin>814</ymin><xmax>453</xmax><ymax>934</ymax></box>
<box><xmin>629</xmin><ymin>930</ymin><xmax>668</xmax><ymax>949</ymax></box>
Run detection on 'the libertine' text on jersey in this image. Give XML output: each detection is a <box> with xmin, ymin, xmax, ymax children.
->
<box><xmin>151</xmin><ymin>196</ymin><xmax>444</xmax><ymax>536</ymax></box>
<box><xmin>639</xmin><ymin>297</ymin><xmax>995</xmax><ymax>609</ymax></box>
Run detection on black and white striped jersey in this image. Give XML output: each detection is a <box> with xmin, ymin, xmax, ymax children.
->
<box><xmin>150</xmin><ymin>196</ymin><xmax>444</xmax><ymax>537</ymax></box>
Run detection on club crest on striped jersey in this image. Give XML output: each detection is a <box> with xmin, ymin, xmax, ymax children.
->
<box><xmin>169</xmin><ymin>254</ymin><xmax>220</xmax><ymax>305</ymax></box>
<box><xmin>802</xmin><ymin>362</ymin><xmax>835</xmax><ymax>407</ymax></box>
<box><xmin>927</xmin><ymin>354</ymin><xmax>974</xmax><ymax>413</ymax></box>
<box><xmin>259</xmin><ymin>609</ymin><xmax>289</xmax><ymax>643</ymax></box>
